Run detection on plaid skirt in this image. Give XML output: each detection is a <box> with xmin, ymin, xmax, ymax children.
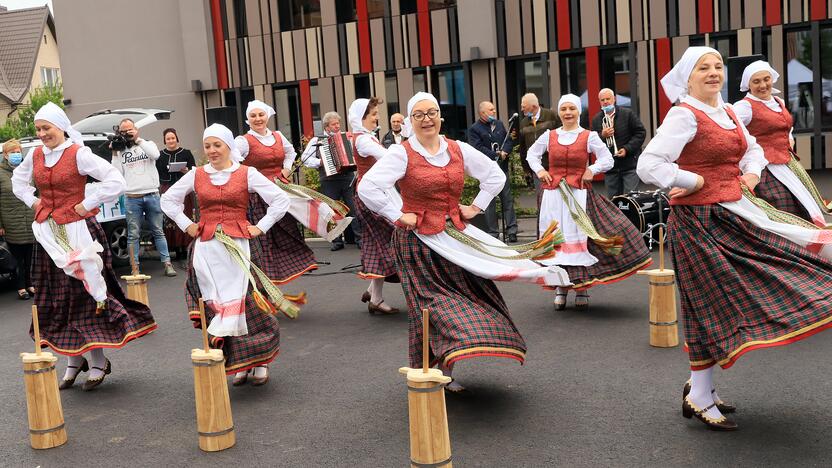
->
<box><xmin>248</xmin><ymin>194</ymin><xmax>317</xmax><ymax>284</ymax></box>
<box><xmin>754</xmin><ymin>168</ymin><xmax>813</xmax><ymax>223</ymax></box>
<box><xmin>160</xmin><ymin>183</ymin><xmax>196</xmax><ymax>249</ymax></box>
<box><xmin>30</xmin><ymin>218</ymin><xmax>157</xmax><ymax>356</ymax></box>
<box><xmin>393</xmin><ymin>229</ymin><xmax>527</xmax><ymax>369</ymax></box>
<box><xmin>562</xmin><ymin>189</ymin><xmax>653</xmax><ymax>289</ymax></box>
<box><xmin>185</xmin><ymin>241</ymin><xmax>280</xmax><ymax>375</ymax></box>
<box><xmin>669</xmin><ymin>204</ymin><xmax>832</xmax><ymax>370</ymax></box>
<box><xmin>354</xmin><ymin>193</ymin><xmax>398</xmax><ymax>281</ymax></box>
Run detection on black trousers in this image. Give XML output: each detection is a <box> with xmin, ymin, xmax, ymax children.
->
<box><xmin>8</xmin><ymin>242</ymin><xmax>33</xmax><ymax>290</ymax></box>
<box><xmin>320</xmin><ymin>176</ymin><xmax>362</xmax><ymax>245</ymax></box>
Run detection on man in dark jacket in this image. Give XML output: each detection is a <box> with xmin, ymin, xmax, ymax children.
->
<box><xmin>468</xmin><ymin>101</ymin><xmax>518</xmax><ymax>242</ymax></box>
<box><xmin>381</xmin><ymin>113</ymin><xmax>406</xmax><ymax>148</ymax></box>
<box><xmin>517</xmin><ymin>93</ymin><xmax>560</xmax><ymax>192</ymax></box>
<box><xmin>589</xmin><ymin>88</ymin><xmax>646</xmax><ymax>197</ymax></box>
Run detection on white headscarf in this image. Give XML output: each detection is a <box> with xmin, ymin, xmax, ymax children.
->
<box><xmin>406</xmin><ymin>91</ymin><xmax>439</xmax><ymax>118</ymax></box>
<box><xmin>203</xmin><ymin>123</ymin><xmax>242</xmax><ymax>162</ymax></box>
<box><xmin>33</xmin><ymin>102</ymin><xmax>84</xmax><ymax>146</ymax></box>
<box><xmin>245</xmin><ymin>99</ymin><xmax>276</xmax><ymax>126</ymax></box>
<box><xmin>557</xmin><ymin>94</ymin><xmax>582</xmax><ymax>115</ymax></box>
<box><xmin>660</xmin><ymin>47</ymin><xmax>723</xmax><ymax>103</ymax></box>
<box><xmin>740</xmin><ymin>60</ymin><xmax>781</xmax><ymax>94</ymax></box>
<box><xmin>401</xmin><ymin>117</ymin><xmax>413</xmax><ymax>139</ymax></box>
<box><xmin>348</xmin><ymin>98</ymin><xmax>371</xmax><ymax>134</ymax></box>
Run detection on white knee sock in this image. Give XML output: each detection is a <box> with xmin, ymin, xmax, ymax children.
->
<box><xmin>369</xmin><ymin>278</ymin><xmax>384</xmax><ymax>304</ymax></box>
<box><xmin>63</xmin><ymin>355</ymin><xmax>85</xmax><ymax>381</ymax></box>
<box><xmin>88</xmin><ymin>349</ymin><xmax>107</xmax><ymax>380</ymax></box>
<box><xmin>688</xmin><ymin>368</ymin><xmax>724</xmax><ymax>420</ymax></box>
<box><xmin>252</xmin><ymin>366</ymin><xmax>268</xmax><ymax>378</ymax></box>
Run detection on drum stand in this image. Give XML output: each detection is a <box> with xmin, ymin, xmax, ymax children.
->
<box><xmin>643</xmin><ymin>190</ymin><xmax>667</xmax><ymax>250</ymax></box>
<box><xmin>399</xmin><ymin>309</ymin><xmax>453</xmax><ymax>468</ymax></box>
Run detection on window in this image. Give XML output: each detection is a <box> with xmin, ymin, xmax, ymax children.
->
<box><xmin>400</xmin><ymin>0</ymin><xmax>455</xmax><ymax>14</ymax></box>
<box><xmin>413</xmin><ymin>70</ymin><xmax>428</xmax><ymax>93</ymax></box>
<box><xmin>354</xmin><ymin>74</ymin><xmax>372</xmax><ymax>98</ymax></box>
<box><xmin>560</xmin><ymin>53</ymin><xmax>587</xmax><ymax>112</ymax></box>
<box><xmin>599</xmin><ymin>47</ymin><xmax>632</xmax><ymax>107</ymax></box>
<box><xmin>278</xmin><ymin>0</ymin><xmax>322</xmax><ymax>31</ymax></box>
<box><xmin>309</xmin><ymin>79</ymin><xmax>322</xmax><ymax>122</ymax></box>
<box><xmin>819</xmin><ymin>26</ymin><xmax>832</xmax><ymax>128</ymax></box>
<box><xmin>336</xmin><ymin>1</ymin><xmax>356</xmax><ymax>22</ymax></box>
<box><xmin>709</xmin><ymin>34</ymin><xmax>737</xmax><ymax>104</ymax></box>
<box><xmin>506</xmin><ymin>57</ymin><xmax>547</xmax><ymax>115</ymax></box>
<box><xmin>385</xmin><ymin>74</ymin><xmax>399</xmax><ymax>118</ymax></box>
<box><xmin>40</xmin><ymin>67</ymin><xmax>59</xmax><ymax>87</ymax></box>
<box><xmin>232</xmin><ymin>0</ymin><xmax>247</xmax><ymax>37</ymax></box>
<box><xmin>785</xmin><ymin>29</ymin><xmax>814</xmax><ymax>130</ymax></box>
<box><xmin>367</xmin><ymin>0</ymin><xmax>387</xmax><ymax>18</ymax></box>
<box><xmin>431</xmin><ymin>67</ymin><xmax>467</xmax><ymax>140</ymax></box>
<box><xmin>274</xmin><ymin>85</ymin><xmax>302</xmax><ymax>145</ymax></box>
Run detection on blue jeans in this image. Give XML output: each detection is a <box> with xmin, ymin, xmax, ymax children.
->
<box><xmin>125</xmin><ymin>192</ymin><xmax>170</xmax><ymax>264</ymax></box>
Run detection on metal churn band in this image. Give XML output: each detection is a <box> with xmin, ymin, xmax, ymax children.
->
<box><xmin>649</xmin><ymin>320</ymin><xmax>678</xmax><ymax>326</ymax></box>
<box><xmin>410</xmin><ymin>456</ymin><xmax>453</xmax><ymax>467</ymax></box>
<box><xmin>198</xmin><ymin>426</ymin><xmax>235</xmax><ymax>437</ymax></box>
<box><xmin>192</xmin><ymin>360</ymin><xmax>221</xmax><ymax>367</ymax></box>
<box><xmin>29</xmin><ymin>423</ymin><xmax>65</xmax><ymax>435</ymax></box>
<box><xmin>407</xmin><ymin>383</ymin><xmax>448</xmax><ymax>393</ymax></box>
<box><xmin>23</xmin><ymin>365</ymin><xmax>56</xmax><ymax>375</ymax></box>
<box><xmin>649</xmin><ymin>279</ymin><xmax>676</xmax><ymax>286</ymax></box>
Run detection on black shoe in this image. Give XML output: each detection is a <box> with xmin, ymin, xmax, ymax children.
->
<box><xmin>508</xmin><ymin>233</ymin><xmax>517</xmax><ymax>243</ymax></box>
<box><xmin>683</xmin><ymin>381</ymin><xmax>736</xmax><ymax>413</ymax></box>
<box><xmin>330</xmin><ymin>243</ymin><xmax>344</xmax><ymax>251</ymax></box>
<box><xmin>59</xmin><ymin>358</ymin><xmax>89</xmax><ymax>390</ymax></box>
<box><xmin>17</xmin><ymin>290</ymin><xmax>31</xmax><ymax>300</ymax></box>
<box><xmin>682</xmin><ymin>396</ymin><xmax>738</xmax><ymax>431</ymax></box>
<box><xmin>82</xmin><ymin>358</ymin><xmax>111</xmax><ymax>391</ymax></box>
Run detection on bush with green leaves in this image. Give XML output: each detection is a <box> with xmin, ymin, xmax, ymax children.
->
<box><xmin>0</xmin><ymin>83</ymin><xmax>64</xmax><ymax>141</ymax></box>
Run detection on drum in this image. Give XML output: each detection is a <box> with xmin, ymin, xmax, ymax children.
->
<box><xmin>612</xmin><ymin>191</ymin><xmax>670</xmax><ymax>247</ymax></box>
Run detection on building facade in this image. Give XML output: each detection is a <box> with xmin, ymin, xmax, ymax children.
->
<box><xmin>0</xmin><ymin>6</ymin><xmax>60</xmax><ymax>126</ymax></box>
<box><xmin>53</xmin><ymin>0</ymin><xmax>832</xmax><ymax>171</ymax></box>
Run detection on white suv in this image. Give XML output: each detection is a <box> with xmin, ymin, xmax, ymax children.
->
<box><xmin>18</xmin><ymin>108</ymin><xmax>172</xmax><ymax>266</ymax></box>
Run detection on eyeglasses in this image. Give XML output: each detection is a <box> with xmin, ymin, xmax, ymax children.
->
<box><xmin>411</xmin><ymin>109</ymin><xmax>440</xmax><ymax>121</ymax></box>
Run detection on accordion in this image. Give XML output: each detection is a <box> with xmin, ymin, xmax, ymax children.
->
<box><xmin>319</xmin><ymin>132</ymin><xmax>357</xmax><ymax>177</ymax></box>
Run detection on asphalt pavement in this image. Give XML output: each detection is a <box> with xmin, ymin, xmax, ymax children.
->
<box><xmin>3</xmin><ymin>178</ymin><xmax>832</xmax><ymax>466</ymax></box>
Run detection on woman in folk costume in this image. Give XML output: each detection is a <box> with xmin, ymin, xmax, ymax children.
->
<box><xmin>11</xmin><ymin>102</ymin><xmax>156</xmax><ymax>391</ymax></box>
<box><xmin>162</xmin><ymin>124</ymin><xmax>299</xmax><ymax>387</ymax></box>
<box><xmin>348</xmin><ymin>97</ymin><xmax>400</xmax><ymax>314</ymax></box>
<box><xmin>733</xmin><ymin>60</ymin><xmax>830</xmax><ymax>227</ymax></box>
<box><xmin>527</xmin><ymin>94</ymin><xmax>652</xmax><ymax>311</ymax></box>
<box><xmin>637</xmin><ymin>47</ymin><xmax>832</xmax><ymax>431</ymax></box>
<box><xmin>358</xmin><ymin>92</ymin><xmax>570</xmax><ymax>391</ymax></box>
<box><xmin>235</xmin><ymin>99</ymin><xmax>351</xmax><ymax>287</ymax></box>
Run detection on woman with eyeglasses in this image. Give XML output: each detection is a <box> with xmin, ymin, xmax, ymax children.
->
<box><xmin>638</xmin><ymin>47</ymin><xmax>832</xmax><ymax>431</ymax></box>
<box><xmin>527</xmin><ymin>94</ymin><xmax>652</xmax><ymax>311</ymax></box>
<box><xmin>358</xmin><ymin>92</ymin><xmax>570</xmax><ymax>392</ymax></box>
<box><xmin>733</xmin><ymin>60</ymin><xmax>830</xmax><ymax>227</ymax></box>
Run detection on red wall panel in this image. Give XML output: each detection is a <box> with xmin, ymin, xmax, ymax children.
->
<box><xmin>299</xmin><ymin>80</ymin><xmax>313</xmax><ymax>138</ymax></box>
<box><xmin>656</xmin><ymin>38</ymin><xmax>672</xmax><ymax>122</ymax></box>
<box><xmin>210</xmin><ymin>0</ymin><xmax>229</xmax><ymax>89</ymax></box>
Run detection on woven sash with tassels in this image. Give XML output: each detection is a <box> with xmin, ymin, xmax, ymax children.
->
<box><xmin>49</xmin><ymin>217</ymin><xmax>107</xmax><ymax>310</ymax></box>
<box><xmin>274</xmin><ymin>179</ymin><xmax>350</xmax><ymax>218</ymax></box>
<box><xmin>786</xmin><ymin>156</ymin><xmax>832</xmax><ymax>215</ymax></box>
<box><xmin>443</xmin><ymin>219</ymin><xmax>564</xmax><ymax>261</ymax></box>
<box><xmin>558</xmin><ymin>180</ymin><xmax>624</xmax><ymax>256</ymax></box>
<box><xmin>214</xmin><ymin>228</ymin><xmax>300</xmax><ymax>319</ymax></box>
<box><xmin>741</xmin><ymin>185</ymin><xmax>832</xmax><ymax>230</ymax></box>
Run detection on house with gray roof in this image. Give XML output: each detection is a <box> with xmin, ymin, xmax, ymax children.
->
<box><xmin>0</xmin><ymin>5</ymin><xmax>60</xmax><ymax>126</ymax></box>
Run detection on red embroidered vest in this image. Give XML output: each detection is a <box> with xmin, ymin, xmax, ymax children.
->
<box><xmin>545</xmin><ymin>130</ymin><xmax>591</xmax><ymax>190</ymax></box>
<box><xmin>244</xmin><ymin>133</ymin><xmax>285</xmax><ymax>182</ymax></box>
<box><xmin>33</xmin><ymin>144</ymin><xmax>100</xmax><ymax>224</ymax></box>
<box><xmin>743</xmin><ymin>97</ymin><xmax>793</xmax><ymax>165</ymax></box>
<box><xmin>194</xmin><ymin>165</ymin><xmax>252</xmax><ymax>241</ymax></box>
<box><xmin>398</xmin><ymin>139</ymin><xmax>466</xmax><ymax>235</ymax></box>
<box><xmin>671</xmin><ymin>104</ymin><xmax>747</xmax><ymax>206</ymax></box>
<box><xmin>352</xmin><ymin>133</ymin><xmax>381</xmax><ymax>182</ymax></box>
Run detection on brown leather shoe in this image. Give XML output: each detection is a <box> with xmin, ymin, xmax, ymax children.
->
<box><xmin>368</xmin><ymin>300</ymin><xmax>399</xmax><ymax>315</ymax></box>
<box><xmin>250</xmin><ymin>367</ymin><xmax>269</xmax><ymax>386</ymax></box>
<box><xmin>682</xmin><ymin>396</ymin><xmax>738</xmax><ymax>431</ymax></box>
<box><xmin>82</xmin><ymin>358</ymin><xmax>111</xmax><ymax>391</ymax></box>
<box><xmin>232</xmin><ymin>371</ymin><xmax>249</xmax><ymax>386</ymax></box>
<box><xmin>683</xmin><ymin>381</ymin><xmax>736</xmax><ymax>414</ymax></box>
<box><xmin>59</xmin><ymin>358</ymin><xmax>89</xmax><ymax>390</ymax></box>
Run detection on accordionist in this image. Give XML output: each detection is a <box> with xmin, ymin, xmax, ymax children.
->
<box><xmin>300</xmin><ymin>111</ymin><xmax>362</xmax><ymax>250</ymax></box>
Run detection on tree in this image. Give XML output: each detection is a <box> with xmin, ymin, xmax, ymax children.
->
<box><xmin>0</xmin><ymin>82</ymin><xmax>64</xmax><ymax>141</ymax></box>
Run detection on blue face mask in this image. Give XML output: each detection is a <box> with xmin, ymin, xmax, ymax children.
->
<box><xmin>524</xmin><ymin>111</ymin><xmax>534</xmax><ymax>118</ymax></box>
<box><xmin>7</xmin><ymin>152</ymin><xmax>23</xmax><ymax>167</ymax></box>
<box><xmin>487</xmin><ymin>115</ymin><xmax>496</xmax><ymax>123</ymax></box>
<box><xmin>602</xmin><ymin>104</ymin><xmax>615</xmax><ymax>113</ymax></box>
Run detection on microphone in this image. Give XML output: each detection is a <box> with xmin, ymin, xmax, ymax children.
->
<box><xmin>507</xmin><ymin>112</ymin><xmax>519</xmax><ymax>123</ymax></box>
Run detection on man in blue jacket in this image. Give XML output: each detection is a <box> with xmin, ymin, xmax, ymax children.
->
<box><xmin>467</xmin><ymin>101</ymin><xmax>518</xmax><ymax>242</ymax></box>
